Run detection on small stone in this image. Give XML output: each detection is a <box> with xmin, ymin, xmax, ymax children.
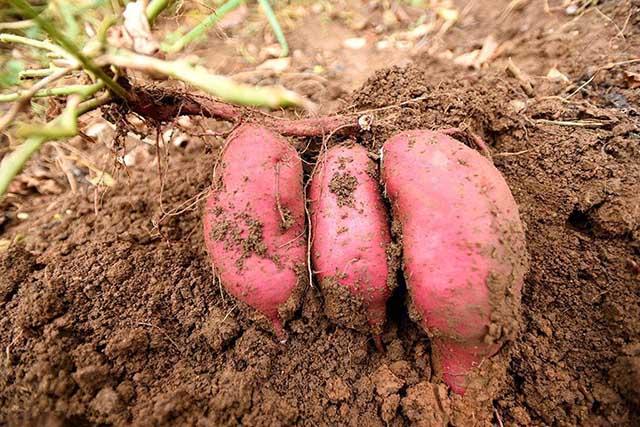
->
<box><xmin>257</xmin><ymin>57</ymin><xmax>291</xmax><ymax>73</ymax></box>
<box><xmin>509</xmin><ymin>99</ymin><xmax>527</xmax><ymax>113</ymax></box>
<box><xmin>565</xmin><ymin>4</ymin><xmax>578</xmax><ymax>15</ymax></box>
<box><xmin>376</xmin><ymin>40</ymin><xmax>391</xmax><ymax>50</ymax></box>
<box><xmin>349</xmin><ymin>15</ymin><xmax>368</xmax><ymax>31</ymax></box>
<box><xmin>343</xmin><ymin>37</ymin><xmax>366</xmax><ymax>50</ymax></box>
<box><xmin>382</xmin><ymin>10</ymin><xmax>397</xmax><ymax>28</ymax></box>
<box><xmin>358</xmin><ymin>114</ymin><xmax>373</xmax><ymax>131</ymax></box>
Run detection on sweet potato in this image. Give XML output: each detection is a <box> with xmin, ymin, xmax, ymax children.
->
<box><xmin>381</xmin><ymin>130</ymin><xmax>528</xmax><ymax>394</ymax></box>
<box><xmin>203</xmin><ymin>124</ymin><xmax>306</xmax><ymax>339</ymax></box>
<box><xmin>309</xmin><ymin>144</ymin><xmax>394</xmax><ymax>347</ymax></box>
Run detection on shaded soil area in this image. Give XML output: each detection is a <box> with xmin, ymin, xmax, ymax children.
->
<box><xmin>1</xmin><ymin>0</ymin><xmax>640</xmax><ymax>426</ymax></box>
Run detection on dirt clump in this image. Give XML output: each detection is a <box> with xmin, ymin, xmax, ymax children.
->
<box><xmin>328</xmin><ymin>171</ymin><xmax>358</xmax><ymax>208</ymax></box>
<box><xmin>318</xmin><ymin>276</ymin><xmax>371</xmax><ymax>333</ymax></box>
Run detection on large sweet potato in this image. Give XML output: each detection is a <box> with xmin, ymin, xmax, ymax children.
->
<box><xmin>309</xmin><ymin>144</ymin><xmax>394</xmax><ymax>348</ymax></box>
<box><xmin>381</xmin><ymin>130</ymin><xmax>528</xmax><ymax>394</ymax></box>
<box><xmin>203</xmin><ymin>124</ymin><xmax>306</xmax><ymax>339</ymax></box>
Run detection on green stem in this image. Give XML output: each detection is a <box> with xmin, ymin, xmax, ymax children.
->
<box><xmin>19</xmin><ymin>68</ymin><xmax>56</xmax><ymax>79</ymax></box>
<box><xmin>9</xmin><ymin>0</ymin><xmax>129</xmax><ymax>101</ymax></box>
<box><xmin>0</xmin><ymin>89</ymin><xmax>112</xmax><ymax>200</ymax></box>
<box><xmin>0</xmin><ymin>33</ymin><xmax>66</xmax><ymax>56</ymax></box>
<box><xmin>104</xmin><ymin>51</ymin><xmax>310</xmax><ymax>109</ymax></box>
<box><xmin>97</xmin><ymin>15</ymin><xmax>117</xmax><ymax>45</ymax></box>
<box><xmin>0</xmin><ymin>20</ymin><xmax>35</xmax><ymax>31</ymax></box>
<box><xmin>0</xmin><ymin>95</ymin><xmax>83</xmax><ymax>199</ymax></box>
<box><xmin>78</xmin><ymin>92</ymin><xmax>111</xmax><ymax>115</ymax></box>
<box><xmin>0</xmin><ymin>83</ymin><xmax>102</xmax><ymax>102</ymax></box>
<box><xmin>54</xmin><ymin>0</ymin><xmax>80</xmax><ymax>40</ymax></box>
<box><xmin>161</xmin><ymin>0</ymin><xmax>243</xmax><ymax>53</ymax></box>
<box><xmin>0</xmin><ymin>135</ymin><xmax>47</xmax><ymax>198</ymax></box>
<box><xmin>110</xmin><ymin>0</ymin><xmax>122</xmax><ymax>15</ymax></box>
<box><xmin>146</xmin><ymin>0</ymin><xmax>173</xmax><ymax>25</ymax></box>
<box><xmin>17</xmin><ymin>99</ymin><xmax>80</xmax><ymax>139</ymax></box>
<box><xmin>257</xmin><ymin>0</ymin><xmax>289</xmax><ymax>57</ymax></box>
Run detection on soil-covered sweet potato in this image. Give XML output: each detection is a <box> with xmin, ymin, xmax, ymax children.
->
<box><xmin>203</xmin><ymin>124</ymin><xmax>306</xmax><ymax>339</ymax></box>
<box><xmin>382</xmin><ymin>130</ymin><xmax>529</xmax><ymax>394</ymax></box>
<box><xmin>309</xmin><ymin>144</ymin><xmax>394</xmax><ymax>346</ymax></box>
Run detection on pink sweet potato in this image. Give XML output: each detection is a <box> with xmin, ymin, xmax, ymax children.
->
<box><xmin>203</xmin><ymin>124</ymin><xmax>306</xmax><ymax>339</ymax></box>
<box><xmin>309</xmin><ymin>144</ymin><xmax>394</xmax><ymax>346</ymax></box>
<box><xmin>381</xmin><ymin>130</ymin><xmax>528</xmax><ymax>394</ymax></box>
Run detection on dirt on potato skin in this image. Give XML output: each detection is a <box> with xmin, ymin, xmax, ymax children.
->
<box><xmin>1</xmin><ymin>1</ymin><xmax>640</xmax><ymax>426</ymax></box>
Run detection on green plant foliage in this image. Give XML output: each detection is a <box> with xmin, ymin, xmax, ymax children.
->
<box><xmin>0</xmin><ymin>59</ymin><xmax>24</xmax><ymax>89</ymax></box>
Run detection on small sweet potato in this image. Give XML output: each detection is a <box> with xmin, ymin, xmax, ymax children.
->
<box><xmin>203</xmin><ymin>124</ymin><xmax>306</xmax><ymax>339</ymax></box>
<box><xmin>309</xmin><ymin>143</ymin><xmax>394</xmax><ymax>346</ymax></box>
<box><xmin>382</xmin><ymin>130</ymin><xmax>528</xmax><ymax>394</ymax></box>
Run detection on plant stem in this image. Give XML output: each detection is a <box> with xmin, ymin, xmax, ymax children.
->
<box><xmin>146</xmin><ymin>0</ymin><xmax>173</xmax><ymax>25</ymax></box>
<box><xmin>0</xmin><ymin>33</ymin><xmax>66</xmax><ymax>55</ymax></box>
<box><xmin>0</xmin><ymin>96</ymin><xmax>82</xmax><ymax>199</ymax></box>
<box><xmin>0</xmin><ymin>19</ymin><xmax>34</xmax><ymax>30</ymax></box>
<box><xmin>103</xmin><ymin>51</ymin><xmax>312</xmax><ymax>109</ymax></box>
<box><xmin>110</xmin><ymin>0</ymin><xmax>122</xmax><ymax>15</ymax></box>
<box><xmin>97</xmin><ymin>15</ymin><xmax>118</xmax><ymax>45</ymax></box>
<box><xmin>78</xmin><ymin>92</ymin><xmax>111</xmax><ymax>115</ymax></box>
<box><xmin>0</xmin><ymin>65</ymin><xmax>76</xmax><ymax>133</ymax></box>
<box><xmin>16</xmin><ymin>95</ymin><xmax>82</xmax><ymax>139</ymax></box>
<box><xmin>19</xmin><ymin>68</ymin><xmax>56</xmax><ymax>79</ymax></box>
<box><xmin>9</xmin><ymin>0</ymin><xmax>129</xmax><ymax>101</ymax></box>
<box><xmin>0</xmin><ymin>135</ymin><xmax>46</xmax><ymax>198</ymax></box>
<box><xmin>0</xmin><ymin>83</ymin><xmax>102</xmax><ymax>102</ymax></box>
<box><xmin>257</xmin><ymin>0</ymin><xmax>289</xmax><ymax>57</ymax></box>
<box><xmin>0</xmin><ymin>89</ymin><xmax>113</xmax><ymax>200</ymax></box>
<box><xmin>161</xmin><ymin>0</ymin><xmax>243</xmax><ymax>53</ymax></box>
<box><xmin>54</xmin><ymin>0</ymin><xmax>81</xmax><ymax>40</ymax></box>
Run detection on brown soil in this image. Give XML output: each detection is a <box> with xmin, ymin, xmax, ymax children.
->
<box><xmin>2</xmin><ymin>1</ymin><xmax>640</xmax><ymax>426</ymax></box>
<box><xmin>328</xmin><ymin>170</ymin><xmax>358</xmax><ymax>208</ymax></box>
<box><xmin>318</xmin><ymin>276</ymin><xmax>372</xmax><ymax>334</ymax></box>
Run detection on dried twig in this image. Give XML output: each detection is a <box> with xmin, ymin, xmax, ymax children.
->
<box><xmin>506</xmin><ymin>58</ymin><xmax>534</xmax><ymax>97</ymax></box>
<box><xmin>534</xmin><ymin>118</ymin><xmax>609</xmax><ymax>128</ymax></box>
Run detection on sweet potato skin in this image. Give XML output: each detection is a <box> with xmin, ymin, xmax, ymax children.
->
<box><xmin>382</xmin><ymin>130</ymin><xmax>528</xmax><ymax>394</ymax></box>
<box><xmin>309</xmin><ymin>144</ymin><xmax>393</xmax><ymax>337</ymax></box>
<box><xmin>203</xmin><ymin>124</ymin><xmax>306</xmax><ymax>338</ymax></box>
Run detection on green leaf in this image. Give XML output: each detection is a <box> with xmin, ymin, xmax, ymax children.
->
<box><xmin>0</xmin><ymin>59</ymin><xmax>25</xmax><ymax>89</ymax></box>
